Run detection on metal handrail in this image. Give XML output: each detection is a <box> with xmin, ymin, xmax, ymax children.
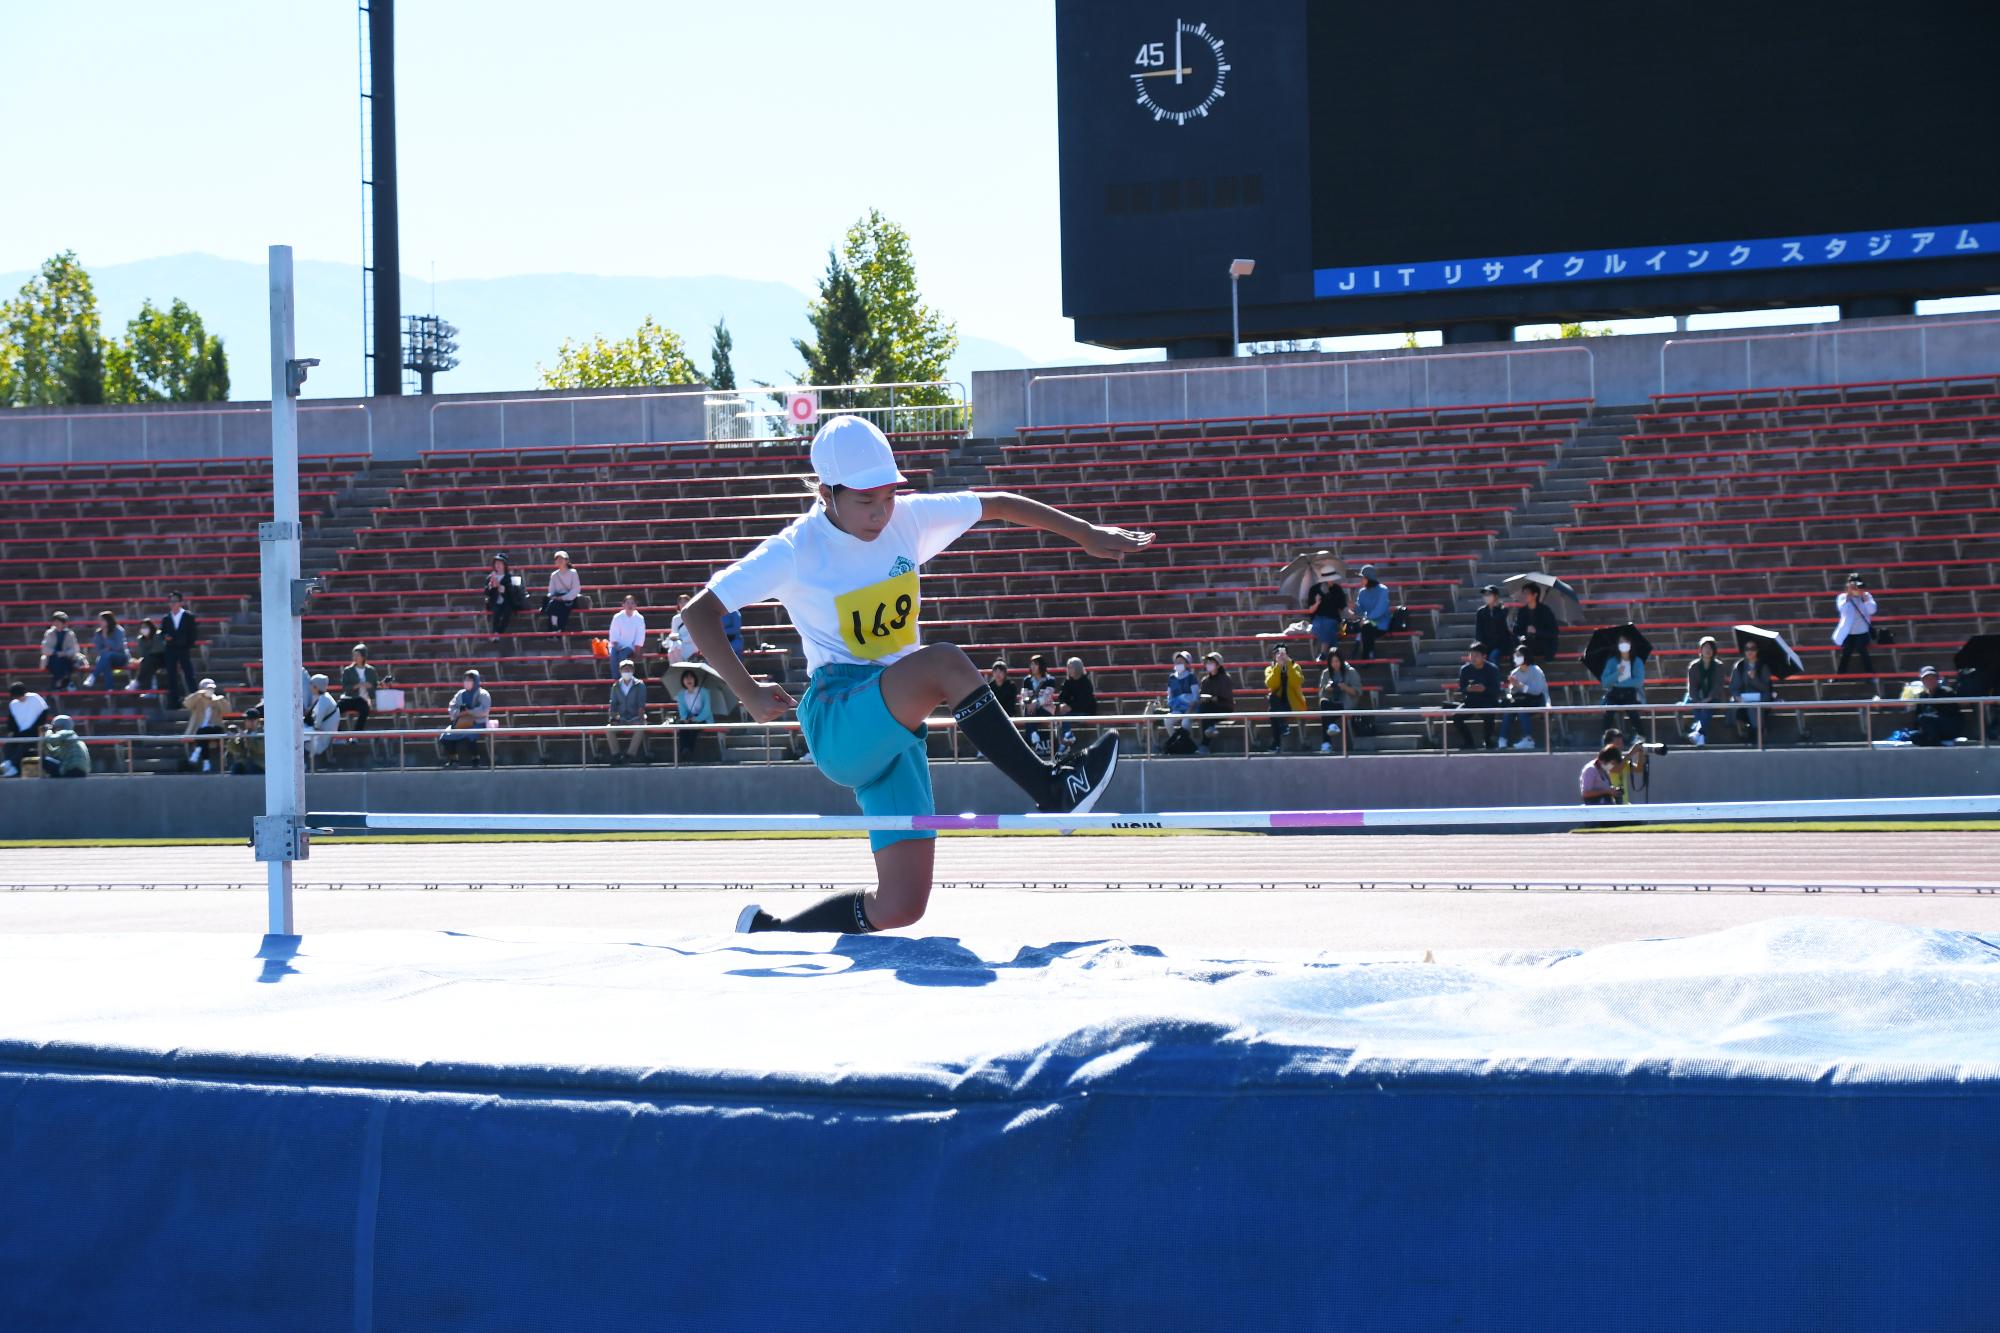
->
<box><xmin>427</xmin><ymin>381</ymin><xmax>969</xmax><ymax>453</ymax></box>
<box><xmin>1657</xmin><ymin>315</ymin><xmax>2000</xmax><ymax>397</ymax></box>
<box><xmin>32</xmin><ymin>694</ymin><xmax>1993</xmax><ymax>774</ymax></box>
<box><xmin>0</xmin><ymin>402</ymin><xmax>373</xmax><ymax>464</ymax></box>
<box><xmin>1024</xmin><ymin>346</ymin><xmax>1596</xmax><ymax>429</ymax></box>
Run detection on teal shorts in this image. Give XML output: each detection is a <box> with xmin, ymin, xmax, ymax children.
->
<box><xmin>797</xmin><ymin>662</ymin><xmax>934</xmax><ymax>853</ymax></box>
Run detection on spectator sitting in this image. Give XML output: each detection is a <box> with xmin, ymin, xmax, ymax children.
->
<box><xmin>1165</xmin><ymin>650</ymin><xmax>1201</xmax><ymax>745</ymax></box>
<box><xmin>1512</xmin><ymin>584</ymin><xmax>1561</xmax><ymax>663</ymax></box>
<box><xmin>1352</xmin><ymin>565</ymin><xmax>1393</xmax><ymax>661</ymax></box>
<box><xmin>1580</xmin><ymin>744</ymin><xmax>1625</xmax><ymax>806</ymax></box>
<box><xmin>1906</xmin><ymin>666</ymin><xmax>1962</xmax><ymax>747</ymax></box>
<box><xmin>1472</xmin><ymin>584</ymin><xmax>1511</xmax><ymax>659</ymax></box>
<box><xmin>674</xmin><ymin>668</ymin><xmax>714</xmax><ymax>761</ymax></box>
<box><xmin>1056</xmin><ymin>656</ymin><xmax>1098</xmax><ymax>752</ymax></box>
<box><xmin>483</xmin><ymin>554</ymin><xmax>524</xmax><ymax>636</ymax></box>
<box><xmin>1682</xmin><ymin>636</ymin><xmax>1726</xmax><ymax>747</ymax></box>
<box><xmin>304</xmin><ymin>674</ymin><xmax>340</xmax><ymax>769</ymax></box>
<box><xmin>719</xmin><ymin>607</ymin><xmax>745</xmax><ymax>659</ymax></box>
<box><xmin>1730</xmin><ymin>646</ymin><xmax>1773</xmax><ymax>745</ymax></box>
<box><xmin>606</xmin><ymin>659</ymin><xmax>649</xmax><ymax>765</ymax></box>
<box><xmin>439</xmin><ymin>670</ymin><xmax>493</xmax><ymax>768</ymax></box>
<box><xmin>87</xmin><ymin>611</ymin><xmax>129</xmax><ymax>690</ymax></box>
<box><xmin>543</xmin><ymin>550</ymin><xmax>583</xmax><ymax>634</ymax></box>
<box><xmin>1263</xmin><ymin>645</ymin><xmax>1307</xmax><ymax>753</ymax></box>
<box><xmin>38</xmin><ymin>714</ymin><xmax>90</xmax><ymax>779</ymax></box>
<box><xmin>986</xmin><ymin>659</ymin><xmax>1019</xmax><ymax>716</ymax></box>
<box><xmin>1304</xmin><ymin>573</ymin><xmax>1349</xmax><ymax>658</ymax></box>
<box><xmin>225</xmin><ymin>703</ymin><xmax>265</xmax><ymax>776</ymax></box>
<box><xmin>1022</xmin><ymin>653</ymin><xmax>1059</xmax><ymax>753</ymax></box>
<box><xmin>1832</xmin><ymin>573</ymin><xmax>1880</xmax><ymax>694</ymax></box>
<box><xmin>5</xmin><ymin>682</ymin><xmax>52</xmax><ymax>778</ymax></box>
<box><xmin>128</xmin><ymin>618</ymin><xmax>165</xmax><ymax>693</ymax></box>
<box><xmin>183</xmin><ymin>677</ymin><xmax>229</xmax><ymax>774</ymax></box>
<box><xmin>1317</xmin><ymin>645</ymin><xmax>1362</xmax><ymax>753</ymax></box>
<box><xmin>1195</xmin><ymin>650</ymin><xmax>1235</xmax><ymax>754</ymax></box>
<box><xmin>1599</xmin><ymin>635</ymin><xmax>1646</xmax><ymax>739</ymax></box>
<box><xmin>159</xmin><ymin>593</ymin><xmax>200</xmax><ymax>709</ymax></box>
<box><xmin>339</xmin><ymin>645</ymin><xmax>379</xmax><ymax>732</ymax></box>
<box><xmin>1499</xmin><ymin>640</ymin><xmax>1549</xmax><ymax>750</ymax></box>
<box><xmin>41</xmin><ymin>612</ymin><xmax>81</xmax><ymax>693</ymax></box>
<box><xmin>607</xmin><ymin>595</ymin><xmax>648</xmax><ymax>679</ymax></box>
<box><xmin>1449</xmin><ymin>640</ymin><xmax>1502</xmax><ymax>751</ymax></box>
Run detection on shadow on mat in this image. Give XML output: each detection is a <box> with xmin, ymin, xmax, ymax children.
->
<box><xmin>724</xmin><ymin>937</ymin><xmax>1168</xmax><ymax>988</ymax></box>
<box><xmin>254</xmin><ymin>933</ymin><xmax>300</xmax><ymax>984</ymax></box>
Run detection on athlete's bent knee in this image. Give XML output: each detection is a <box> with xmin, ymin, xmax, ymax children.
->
<box><xmin>866</xmin><ymin>895</ymin><xmax>927</xmax><ymax>930</ymax></box>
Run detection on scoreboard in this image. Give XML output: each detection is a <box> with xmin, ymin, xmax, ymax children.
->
<box><xmin>1056</xmin><ymin>1</ymin><xmax>2000</xmax><ymax>350</ymax></box>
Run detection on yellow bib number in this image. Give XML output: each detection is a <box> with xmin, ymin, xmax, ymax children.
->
<box><xmin>835</xmin><ymin>569</ymin><xmax>920</xmax><ymax>659</ymax></box>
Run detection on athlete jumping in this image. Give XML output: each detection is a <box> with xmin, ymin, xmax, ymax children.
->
<box><xmin>680</xmin><ymin>415</ymin><xmax>1154</xmax><ymax>935</ymax></box>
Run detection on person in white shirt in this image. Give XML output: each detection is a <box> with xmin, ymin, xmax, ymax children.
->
<box><xmin>1832</xmin><ymin>573</ymin><xmax>1879</xmax><ymax>688</ymax></box>
<box><xmin>543</xmin><ymin>551</ymin><xmax>583</xmax><ymax>634</ymax></box>
<box><xmin>1499</xmin><ymin>641</ymin><xmax>1550</xmax><ymax>750</ymax></box>
<box><xmin>305</xmin><ymin>674</ymin><xmax>341</xmax><ymax>768</ymax></box>
<box><xmin>607</xmin><ymin>595</ymin><xmax>647</xmax><ymax>679</ymax></box>
<box><xmin>682</xmin><ymin>416</ymin><xmax>1152</xmax><ymax>937</ymax></box>
<box><xmin>5</xmin><ymin>682</ymin><xmax>52</xmax><ymax>777</ymax></box>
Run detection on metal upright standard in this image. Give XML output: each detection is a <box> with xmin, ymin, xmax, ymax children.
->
<box><xmin>252</xmin><ymin>245</ymin><xmax>319</xmax><ymax>937</ymax></box>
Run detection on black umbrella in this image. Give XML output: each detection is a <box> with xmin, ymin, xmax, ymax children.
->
<box><xmin>1733</xmin><ymin>624</ymin><xmax>1805</xmax><ymax>680</ymax></box>
<box><xmin>1502</xmin><ymin>572</ymin><xmax>1586</xmax><ymax>626</ymax></box>
<box><xmin>1581</xmin><ymin>623</ymin><xmax>1652</xmax><ymax>678</ymax></box>
<box><xmin>1954</xmin><ymin>635</ymin><xmax>2000</xmax><ymax>676</ymax></box>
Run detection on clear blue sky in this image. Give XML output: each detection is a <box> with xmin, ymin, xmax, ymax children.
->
<box><xmin>4</xmin><ymin>2</ymin><xmax>1992</xmax><ymax>366</ymax></box>
<box><xmin>0</xmin><ymin>0</ymin><xmax>1132</xmax><ymax>366</ymax></box>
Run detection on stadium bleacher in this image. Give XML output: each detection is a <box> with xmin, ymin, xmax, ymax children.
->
<box><xmin>7</xmin><ymin>375</ymin><xmax>1997</xmax><ymax>773</ymax></box>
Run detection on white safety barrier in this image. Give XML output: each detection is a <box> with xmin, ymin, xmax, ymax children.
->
<box><xmin>310</xmin><ymin>794</ymin><xmax>2000</xmax><ymax>835</ymax></box>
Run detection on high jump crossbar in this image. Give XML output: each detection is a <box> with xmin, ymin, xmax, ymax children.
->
<box><xmin>308</xmin><ymin>794</ymin><xmax>2000</xmax><ymax>836</ymax></box>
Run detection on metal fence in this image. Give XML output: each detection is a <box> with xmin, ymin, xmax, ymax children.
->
<box><xmin>1023</xmin><ymin>345</ymin><xmax>1596</xmax><ymax>429</ymax></box>
<box><xmin>25</xmin><ymin>695</ymin><xmax>1995</xmax><ymax>777</ymax></box>
<box><xmin>1657</xmin><ymin>315</ymin><xmax>2000</xmax><ymax>397</ymax></box>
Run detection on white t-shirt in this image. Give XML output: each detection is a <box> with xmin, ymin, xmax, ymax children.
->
<box><xmin>8</xmin><ymin>692</ymin><xmax>48</xmax><ymax>732</ymax></box>
<box><xmin>705</xmin><ymin>492</ymin><xmax>985</xmax><ymax>675</ymax></box>
<box><xmin>608</xmin><ymin>609</ymin><xmax>647</xmax><ymax>649</ymax></box>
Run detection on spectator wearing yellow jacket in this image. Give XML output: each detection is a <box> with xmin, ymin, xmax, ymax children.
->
<box><xmin>1264</xmin><ymin>645</ymin><xmax>1308</xmax><ymax>752</ymax></box>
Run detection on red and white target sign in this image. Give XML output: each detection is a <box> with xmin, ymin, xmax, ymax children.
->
<box><xmin>786</xmin><ymin>392</ymin><xmax>819</xmax><ymax>427</ymax></box>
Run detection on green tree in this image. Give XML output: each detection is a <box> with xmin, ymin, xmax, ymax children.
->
<box><xmin>1</xmin><ymin>251</ymin><xmax>106</xmax><ymax>405</ymax></box>
<box><xmin>1558</xmin><ymin>321</ymin><xmax>1613</xmax><ymax>338</ymax></box>
<box><xmin>839</xmin><ymin>209</ymin><xmax>957</xmax><ymax>400</ymax></box>
<box><xmin>105</xmin><ymin>298</ymin><xmax>230</xmax><ymax>402</ymax></box>
<box><xmin>793</xmin><ymin>250</ymin><xmax>874</xmax><ymax>389</ymax></box>
<box><xmin>538</xmin><ymin>315</ymin><xmax>702</xmax><ymax>389</ymax></box>
<box><xmin>708</xmin><ymin>317</ymin><xmax>736</xmax><ymax>391</ymax></box>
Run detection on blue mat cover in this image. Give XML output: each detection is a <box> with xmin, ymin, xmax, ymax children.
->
<box><xmin>2</xmin><ymin>919</ymin><xmax>1997</xmax><ymax>1330</ymax></box>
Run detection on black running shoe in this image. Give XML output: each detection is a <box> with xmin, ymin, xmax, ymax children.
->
<box><xmin>1045</xmin><ymin>731</ymin><xmax>1120</xmax><ymax>814</ymax></box>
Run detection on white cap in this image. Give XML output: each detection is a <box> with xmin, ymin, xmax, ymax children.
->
<box><xmin>809</xmin><ymin>416</ymin><xmax>906</xmax><ymax>491</ymax></box>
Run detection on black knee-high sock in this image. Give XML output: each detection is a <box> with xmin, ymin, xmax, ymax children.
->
<box><xmin>953</xmin><ymin>686</ymin><xmax>1058</xmax><ymax>807</ymax></box>
<box><xmin>758</xmin><ymin>891</ymin><xmax>876</xmax><ymax>934</ymax></box>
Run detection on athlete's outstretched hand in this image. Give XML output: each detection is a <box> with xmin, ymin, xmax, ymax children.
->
<box><xmin>1077</xmin><ymin>524</ymin><xmax>1155</xmax><ymax>560</ymax></box>
<box><xmin>742</xmin><ymin>681</ymin><xmax>797</xmax><ymax>723</ymax></box>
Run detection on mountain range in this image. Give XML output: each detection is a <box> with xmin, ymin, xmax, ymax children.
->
<box><xmin>0</xmin><ymin>253</ymin><xmax>1044</xmax><ymax>401</ymax></box>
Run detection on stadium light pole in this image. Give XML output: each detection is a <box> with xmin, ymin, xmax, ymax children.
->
<box><xmin>1228</xmin><ymin>258</ymin><xmax>1256</xmax><ymax>356</ymax></box>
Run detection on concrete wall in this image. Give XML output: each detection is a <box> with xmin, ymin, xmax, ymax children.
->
<box><xmin>970</xmin><ymin>312</ymin><xmax>2000</xmax><ymax>437</ymax></box>
<box><xmin>7</xmin><ymin>747</ymin><xmax>1992</xmax><ymax>842</ymax></box>
<box><xmin>6</xmin><ymin>312</ymin><xmax>1996</xmax><ymax>465</ymax></box>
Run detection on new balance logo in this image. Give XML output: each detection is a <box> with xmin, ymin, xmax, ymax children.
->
<box><xmin>1067</xmin><ymin>773</ymin><xmax>1091</xmax><ymax>801</ymax></box>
